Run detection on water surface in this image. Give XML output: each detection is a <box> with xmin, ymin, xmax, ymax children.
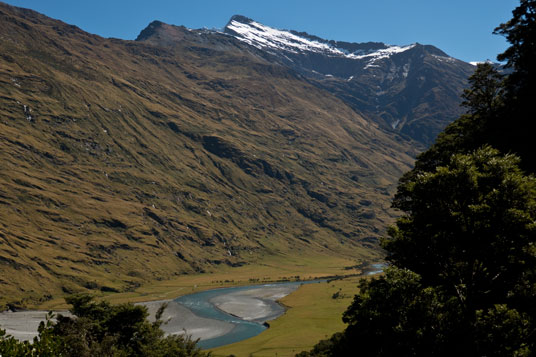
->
<box><xmin>175</xmin><ymin>282</ymin><xmax>306</xmax><ymax>349</ymax></box>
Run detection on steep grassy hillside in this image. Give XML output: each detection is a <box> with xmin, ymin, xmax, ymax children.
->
<box><xmin>0</xmin><ymin>3</ymin><xmax>416</xmax><ymax>307</ymax></box>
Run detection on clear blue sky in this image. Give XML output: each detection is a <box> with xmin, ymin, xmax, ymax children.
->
<box><xmin>4</xmin><ymin>0</ymin><xmax>519</xmax><ymax>62</ymax></box>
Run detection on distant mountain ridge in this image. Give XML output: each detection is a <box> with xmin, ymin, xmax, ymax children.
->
<box><xmin>135</xmin><ymin>15</ymin><xmax>475</xmax><ymax>146</ymax></box>
<box><xmin>224</xmin><ymin>15</ymin><xmax>419</xmax><ymax>63</ymax></box>
<box><xmin>219</xmin><ymin>15</ymin><xmax>476</xmax><ymax>145</ymax></box>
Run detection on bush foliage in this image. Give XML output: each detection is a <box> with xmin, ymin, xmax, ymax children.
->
<box><xmin>0</xmin><ymin>295</ymin><xmax>209</xmax><ymax>357</ymax></box>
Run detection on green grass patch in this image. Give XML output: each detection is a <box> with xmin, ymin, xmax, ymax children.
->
<box><xmin>36</xmin><ymin>252</ymin><xmax>363</xmax><ymax>310</ymax></box>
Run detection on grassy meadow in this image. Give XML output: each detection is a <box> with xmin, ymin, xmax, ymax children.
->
<box><xmin>34</xmin><ymin>252</ymin><xmax>368</xmax><ymax>310</ymax></box>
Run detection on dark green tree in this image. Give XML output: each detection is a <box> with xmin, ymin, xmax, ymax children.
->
<box><xmin>387</xmin><ymin>147</ymin><xmax>536</xmax><ymax>303</ymax></box>
<box><xmin>300</xmin><ymin>148</ymin><xmax>536</xmax><ymax>357</ymax></box>
<box><xmin>491</xmin><ymin>0</ymin><xmax>536</xmax><ymax>171</ymax></box>
<box><xmin>0</xmin><ymin>312</ymin><xmax>64</xmax><ymax>356</ymax></box>
<box><xmin>494</xmin><ymin>0</ymin><xmax>536</xmax><ymax>97</ymax></box>
<box><xmin>52</xmin><ymin>294</ymin><xmax>209</xmax><ymax>357</ymax></box>
<box><xmin>401</xmin><ymin>0</ymin><xmax>536</xmax><ymax>175</ymax></box>
<box><xmin>460</xmin><ymin>62</ymin><xmax>504</xmax><ymax>116</ymax></box>
<box><xmin>385</xmin><ymin>147</ymin><xmax>536</xmax><ymax>354</ymax></box>
<box><xmin>0</xmin><ymin>295</ymin><xmax>210</xmax><ymax>357</ymax></box>
<box><xmin>401</xmin><ymin>63</ymin><xmax>504</xmax><ymax>177</ymax></box>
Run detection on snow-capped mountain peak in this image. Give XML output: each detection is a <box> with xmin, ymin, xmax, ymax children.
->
<box><xmin>224</xmin><ymin>15</ymin><xmax>415</xmax><ymax>64</ymax></box>
<box><xmin>226</xmin><ymin>17</ymin><xmax>346</xmax><ymax>56</ymax></box>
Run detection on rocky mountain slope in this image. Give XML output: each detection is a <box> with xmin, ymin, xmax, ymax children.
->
<box><xmin>223</xmin><ymin>15</ymin><xmax>476</xmax><ymax>146</ymax></box>
<box><xmin>0</xmin><ymin>3</ymin><xmax>418</xmax><ymax>307</ymax></box>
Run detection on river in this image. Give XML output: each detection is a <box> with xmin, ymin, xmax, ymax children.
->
<box><xmin>0</xmin><ymin>264</ymin><xmax>386</xmax><ymax>348</ymax></box>
<box><xmin>174</xmin><ymin>281</ymin><xmax>315</xmax><ymax>348</ymax></box>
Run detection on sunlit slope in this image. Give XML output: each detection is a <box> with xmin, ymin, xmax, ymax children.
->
<box><xmin>0</xmin><ymin>3</ymin><xmax>415</xmax><ymax>307</ymax></box>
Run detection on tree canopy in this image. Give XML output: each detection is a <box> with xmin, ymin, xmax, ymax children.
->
<box><xmin>0</xmin><ymin>294</ymin><xmax>210</xmax><ymax>357</ymax></box>
<box><xmin>406</xmin><ymin>0</ymin><xmax>536</xmax><ymax>175</ymax></box>
<box><xmin>300</xmin><ymin>148</ymin><xmax>536</xmax><ymax>356</ymax></box>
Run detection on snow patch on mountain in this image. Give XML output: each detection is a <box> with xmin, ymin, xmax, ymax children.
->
<box><xmin>226</xmin><ymin>19</ymin><xmax>415</xmax><ymax>67</ymax></box>
<box><xmin>432</xmin><ymin>54</ymin><xmax>456</xmax><ymax>64</ymax></box>
<box><xmin>355</xmin><ymin>44</ymin><xmax>416</xmax><ymax>64</ymax></box>
<box><xmin>402</xmin><ymin>63</ymin><xmax>410</xmax><ymax>78</ymax></box>
<box><xmin>227</xmin><ymin>19</ymin><xmax>345</xmax><ymax>55</ymax></box>
<box><xmin>469</xmin><ymin>60</ymin><xmax>495</xmax><ymax>66</ymax></box>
